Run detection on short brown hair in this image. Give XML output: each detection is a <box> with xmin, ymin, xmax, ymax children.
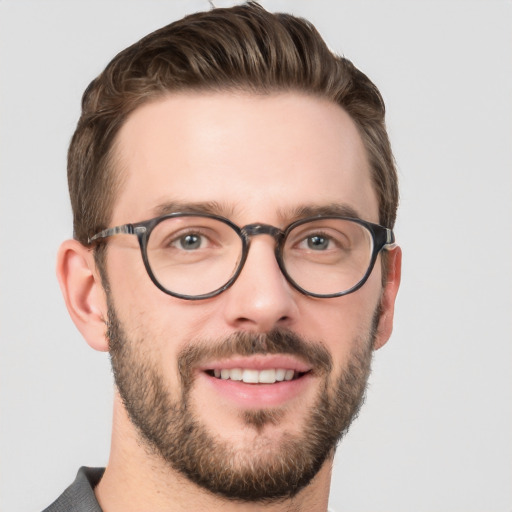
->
<box><xmin>68</xmin><ymin>1</ymin><xmax>398</xmax><ymax>245</ymax></box>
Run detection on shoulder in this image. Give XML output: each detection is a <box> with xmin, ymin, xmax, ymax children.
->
<box><xmin>42</xmin><ymin>467</ymin><xmax>105</xmax><ymax>512</ymax></box>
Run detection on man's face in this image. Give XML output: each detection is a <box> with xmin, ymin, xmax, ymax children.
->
<box><xmin>103</xmin><ymin>92</ymin><xmax>388</xmax><ymax>500</ymax></box>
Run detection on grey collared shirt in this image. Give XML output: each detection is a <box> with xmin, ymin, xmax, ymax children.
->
<box><xmin>42</xmin><ymin>466</ymin><xmax>338</xmax><ymax>511</ymax></box>
<box><xmin>43</xmin><ymin>467</ymin><xmax>104</xmax><ymax>512</ymax></box>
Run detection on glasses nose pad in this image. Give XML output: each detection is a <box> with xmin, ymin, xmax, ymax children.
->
<box><xmin>244</xmin><ymin>220</ymin><xmax>286</xmax><ymax>254</ymax></box>
<box><xmin>236</xmin><ymin>223</ymin><xmax>287</xmax><ymax>281</ymax></box>
<box><xmin>242</xmin><ymin>223</ymin><xmax>283</xmax><ymax>240</ymax></box>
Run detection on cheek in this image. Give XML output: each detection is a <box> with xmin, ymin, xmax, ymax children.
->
<box><xmin>105</xmin><ymin>249</ymin><xmax>183</xmax><ymax>371</ymax></box>
<box><xmin>106</xmin><ymin>252</ymin><xmax>220</xmax><ymax>371</ymax></box>
<box><xmin>303</xmin><ymin>283</ymin><xmax>382</xmax><ymax>368</ymax></box>
<box><xmin>106</xmin><ymin>245</ymin><xmax>174</xmax><ymax>323</ymax></box>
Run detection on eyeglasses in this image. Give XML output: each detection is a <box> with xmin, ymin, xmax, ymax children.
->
<box><xmin>89</xmin><ymin>213</ymin><xmax>395</xmax><ymax>300</ymax></box>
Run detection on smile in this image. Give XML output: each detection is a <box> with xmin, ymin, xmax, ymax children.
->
<box><xmin>207</xmin><ymin>368</ymin><xmax>307</xmax><ymax>383</ymax></box>
<box><xmin>198</xmin><ymin>356</ymin><xmax>314</xmax><ymax>408</ymax></box>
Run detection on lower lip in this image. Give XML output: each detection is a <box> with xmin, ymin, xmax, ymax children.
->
<box><xmin>197</xmin><ymin>372</ymin><xmax>313</xmax><ymax>409</ymax></box>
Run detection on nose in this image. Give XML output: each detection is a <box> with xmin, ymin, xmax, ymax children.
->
<box><xmin>221</xmin><ymin>236</ymin><xmax>299</xmax><ymax>333</ymax></box>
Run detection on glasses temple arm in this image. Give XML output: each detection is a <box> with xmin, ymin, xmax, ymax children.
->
<box><xmin>383</xmin><ymin>228</ymin><xmax>396</xmax><ymax>250</ymax></box>
<box><xmin>88</xmin><ymin>224</ymin><xmax>134</xmax><ymax>244</ymax></box>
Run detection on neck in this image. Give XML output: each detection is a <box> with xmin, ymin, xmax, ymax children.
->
<box><xmin>95</xmin><ymin>393</ymin><xmax>333</xmax><ymax>512</ymax></box>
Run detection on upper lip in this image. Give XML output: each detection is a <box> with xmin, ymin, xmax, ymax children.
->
<box><xmin>197</xmin><ymin>354</ymin><xmax>312</xmax><ymax>373</ymax></box>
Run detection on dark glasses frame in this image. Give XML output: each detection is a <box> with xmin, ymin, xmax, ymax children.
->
<box><xmin>89</xmin><ymin>212</ymin><xmax>396</xmax><ymax>300</ymax></box>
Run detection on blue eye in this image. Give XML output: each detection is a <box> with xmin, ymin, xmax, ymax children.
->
<box><xmin>306</xmin><ymin>235</ymin><xmax>330</xmax><ymax>250</ymax></box>
<box><xmin>176</xmin><ymin>233</ymin><xmax>204</xmax><ymax>250</ymax></box>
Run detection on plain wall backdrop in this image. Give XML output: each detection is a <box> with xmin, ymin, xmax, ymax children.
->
<box><xmin>1</xmin><ymin>1</ymin><xmax>511</xmax><ymax>511</ymax></box>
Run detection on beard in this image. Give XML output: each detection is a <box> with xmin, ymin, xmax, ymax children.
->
<box><xmin>107</xmin><ymin>299</ymin><xmax>377</xmax><ymax>503</ymax></box>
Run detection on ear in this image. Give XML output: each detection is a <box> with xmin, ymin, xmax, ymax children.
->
<box><xmin>373</xmin><ymin>246</ymin><xmax>402</xmax><ymax>350</ymax></box>
<box><xmin>56</xmin><ymin>239</ymin><xmax>109</xmax><ymax>352</ymax></box>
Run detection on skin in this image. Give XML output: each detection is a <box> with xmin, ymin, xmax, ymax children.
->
<box><xmin>57</xmin><ymin>92</ymin><xmax>401</xmax><ymax>512</ymax></box>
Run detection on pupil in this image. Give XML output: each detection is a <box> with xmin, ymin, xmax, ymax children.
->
<box><xmin>181</xmin><ymin>234</ymin><xmax>200</xmax><ymax>250</ymax></box>
<box><xmin>308</xmin><ymin>236</ymin><xmax>328</xmax><ymax>250</ymax></box>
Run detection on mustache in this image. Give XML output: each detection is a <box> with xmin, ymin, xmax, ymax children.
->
<box><xmin>178</xmin><ymin>329</ymin><xmax>333</xmax><ymax>381</ymax></box>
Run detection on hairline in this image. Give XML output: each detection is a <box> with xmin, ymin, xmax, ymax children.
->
<box><xmin>98</xmin><ymin>85</ymin><xmax>383</xmax><ymax>236</ymax></box>
<box><xmin>94</xmin><ymin>86</ymin><xmax>391</xmax><ymax>285</ymax></box>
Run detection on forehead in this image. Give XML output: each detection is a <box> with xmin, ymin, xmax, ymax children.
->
<box><xmin>112</xmin><ymin>92</ymin><xmax>378</xmax><ymax>225</ymax></box>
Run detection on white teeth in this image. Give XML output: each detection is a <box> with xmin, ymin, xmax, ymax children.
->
<box><xmin>258</xmin><ymin>369</ymin><xmax>276</xmax><ymax>384</ymax></box>
<box><xmin>211</xmin><ymin>368</ymin><xmax>298</xmax><ymax>383</ymax></box>
<box><xmin>242</xmin><ymin>369</ymin><xmax>259</xmax><ymax>383</ymax></box>
<box><xmin>275</xmin><ymin>369</ymin><xmax>286</xmax><ymax>381</ymax></box>
<box><xmin>230</xmin><ymin>368</ymin><xmax>243</xmax><ymax>381</ymax></box>
<box><xmin>284</xmin><ymin>369</ymin><xmax>294</xmax><ymax>381</ymax></box>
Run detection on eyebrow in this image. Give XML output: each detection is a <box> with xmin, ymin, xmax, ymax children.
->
<box><xmin>279</xmin><ymin>203</ymin><xmax>364</xmax><ymax>223</ymax></box>
<box><xmin>151</xmin><ymin>201</ymin><xmax>364</xmax><ymax>224</ymax></box>
<box><xmin>152</xmin><ymin>200</ymin><xmax>236</xmax><ymax>218</ymax></box>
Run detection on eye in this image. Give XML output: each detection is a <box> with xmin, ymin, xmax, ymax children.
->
<box><xmin>289</xmin><ymin>227</ymin><xmax>351</xmax><ymax>255</ymax></box>
<box><xmin>305</xmin><ymin>235</ymin><xmax>331</xmax><ymax>250</ymax></box>
<box><xmin>296</xmin><ymin>232</ymin><xmax>337</xmax><ymax>251</ymax></box>
<box><xmin>173</xmin><ymin>232</ymin><xmax>207</xmax><ymax>250</ymax></box>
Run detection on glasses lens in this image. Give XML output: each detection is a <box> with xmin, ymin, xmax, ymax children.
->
<box><xmin>146</xmin><ymin>216</ymin><xmax>242</xmax><ymax>297</ymax></box>
<box><xmin>283</xmin><ymin>218</ymin><xmax>374</xmax><ymax>296</ymax></box>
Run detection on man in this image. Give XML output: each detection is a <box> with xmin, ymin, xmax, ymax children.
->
<box><xmin>47</xmin><ymin>2</ymin><xmax>401</xmax><ymax>510</ymax></box>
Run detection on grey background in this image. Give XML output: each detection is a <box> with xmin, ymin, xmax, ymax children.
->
<box><xmin>1</xmin><ymin>1</ymin><xmax>511</xmax><ymax>511</ymax></box>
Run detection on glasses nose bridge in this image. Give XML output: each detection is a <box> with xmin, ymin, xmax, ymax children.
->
<box><xmin>241</xmin><ymin>223</ymin><xmax>284</xmax><ymax>245</ymax></box>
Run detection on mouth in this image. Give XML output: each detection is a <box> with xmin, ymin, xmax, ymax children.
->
<box><xmin>196</xmin><ymin>355</ymin><xmax>314</xmax><ymax>408</ymax></box>
<box><xmin>205</xmin><ymin>368</ymin><xmax>309</xmax><ymax>384</ymax></box>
